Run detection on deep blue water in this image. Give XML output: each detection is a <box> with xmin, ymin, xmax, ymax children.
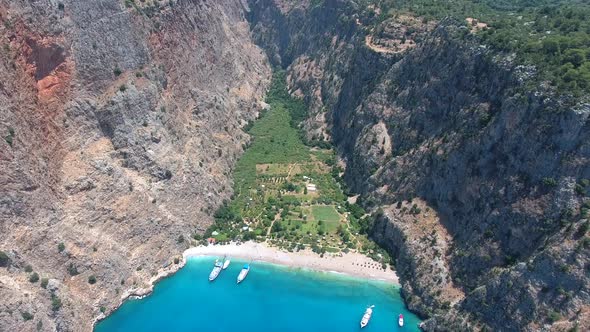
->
<box><xmin>95</xmin><ymin>257</ymin><xmax>421</xmax><ymax>332</ymax></box>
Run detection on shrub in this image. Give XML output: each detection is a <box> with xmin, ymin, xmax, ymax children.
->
<box><xmin>100</xmin><ymin>306</ymin><xmax>106</xmax><ymax>313</ymax></box>
<box><xmin>88</xmin><ymin>275</ymin><xmax>97</xmax><ymax>284</ymax></box>
<box><xmin>58</xmin><ymin>242</ymin><xmax>65</xmax><ymax>252</ymax></box>
<box><xmin>67</xmin><ymin>263</ymin><xmax>79</xmax><ymax>276</ymax></box>
<box><xmin>4</xmin><ymin>127</ymin><xmax>14</xmax><ymax>146</ymax></box>
<box><xmin>578</xmin><ymin>221</ymin><xmax>589</xmax><ymax>236</ymax></box>
<box><xmin>174</xmin><ymin>257</ymin><xmax>180</xmax><ymax>264</ymax></box>
<box><xmin>51</xmin><ymin>294</ymin><xmax>62</xmax><ymax>311</ymax></box>
<box><xmin>113</xmin><ymin>67</ymin><xmax>122</xmax><ymax>77</ymax></box>
<box><xmin>177</xmin><ymin>235</ymin><xmax>185</xmax><ymax>244</ymax></box>
<box><xmin>24</xmin><ymin>265</ymin><xmax>33</xmax><ymax>273</ymax></box>
<box><xmin>29</xmin><ymin>272</ymin><xmax>39</xmax><ymax>283</ymax></box>
<box><xmin>548</xmin><ymin>311</ymin><xmax>561</xmax><ymax>323</ymax></box>
<box><xmin>410</xmin><ymin>204</ymin><xmax>422</xmax><ymax>215</ymax></box>
<box><xmin>542</xmin><ymin>177</ymin><xmax>558</xmax><ymax>187</ymax></box>
<box><xmin>21</xmin><ymin>311</ymin><xmax>33</xmax><ymax>321</ymax></box>
<box><xmin>119</xmin><ymin>85</ymin><xmax>127</xmax><ymax>92</ymax></box>
<box><xmin>40</xmin><ymin>278</ymin><xmax>48</xmax><ymax>289</ymax></box>
<box><xmin>0</xmin><ymin>250</ymin><xmax>9</xmax><ymax>267</ymax></box>
<box><xmin>575</xmin><ymin>184</ymin><xmax>586</xmax><ymax>196</ymax></box>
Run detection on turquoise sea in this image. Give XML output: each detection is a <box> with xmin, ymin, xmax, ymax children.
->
<box><xmin>95</xmin><ymin>257</ymin><xmax>421</xmax><ymax>332</ymax></box>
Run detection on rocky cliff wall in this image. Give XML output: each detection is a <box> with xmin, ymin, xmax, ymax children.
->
<box><xmin>246</xmin><ymin>1</ymin><xmax>589</xmax><ymax>330</ymax></box>
<box><xmin>0</xmin><ymin>1</ymin><xmax>270</xmax><ymax>331</ymax></box>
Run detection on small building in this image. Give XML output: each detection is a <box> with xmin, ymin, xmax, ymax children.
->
<box><xmin>306</xmin><ymin>183</ymin><xmax>317</xmax><ymax>192</ymax></box>
<box><xmin>207</xmin><ymin>237</ymin><xmax>216</xmax><ymax>244</ymax></box>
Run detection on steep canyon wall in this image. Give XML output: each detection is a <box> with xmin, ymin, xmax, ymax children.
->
<box><xmin>246</xmin><ymin>0</ymin><xmax>590</xmax><ymax>330</ymax></box>
<box><xmin>0</xmin><ymin>0</ymin><xmax>270</xmax><ymax>330</ymax></box>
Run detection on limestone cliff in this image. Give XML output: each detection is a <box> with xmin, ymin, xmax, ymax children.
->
<box><xmin>0</xmin><ymin>0</ymin><xmax>269</xmax><ymax>331</ymax></box>
<box><xmin>247</xmin><ymin>0</ymin><xmax>590</xmax><ymax>330</ymax></box>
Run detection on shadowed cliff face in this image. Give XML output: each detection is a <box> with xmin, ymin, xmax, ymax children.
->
<box><xmin>0</xmin><ymin>0</ymin><xmax>270</xmax><ymax>330</ymax></box>
<box><xmin>1</xmin><ymin>0</ymin><xmax>588</xmax><ymax>330</ymax></box>
<box><xmin>247</xmin><ymin>0</ymin><xmax>590</xmax><ymax>330</ymax></box>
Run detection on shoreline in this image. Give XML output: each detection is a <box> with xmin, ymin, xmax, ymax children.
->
<box><xmin>93</xmin><ymin>241</ymin><xmax>398</xmax><ymax>329</ymax></box>
<box><xmin>91</xmin><ymin>258</ymin><xmax>187</xmax><ymax>328</ymax></box>
<box><xmin>184</xmin><ymin>241</ymin><xmax>399</xmax><ymax>283</ymax></box>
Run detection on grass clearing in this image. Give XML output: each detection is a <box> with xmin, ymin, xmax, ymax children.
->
<box><xmin>312</xmin><ymin>205</ymin><xmax>341</xmax><ymax>223</ymax></box>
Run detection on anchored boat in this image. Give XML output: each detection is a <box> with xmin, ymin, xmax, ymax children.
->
<box><xmin>222</xmin><ymin>257</ymin><xmax>231</xmax><ymax>270</ymax></box>
<box><xmin>237</xmin><ymin>264</ymin><xmax>250</xmax><ymax>284</ymax></box>
<box><xmin>208</xmin><ymin>259</ymin><xmax>223</xmax><ymax>281</ymax></box>
<box><xmin>398</xmin><ymin>313</ymin><xmax>404</xmax><ymax>327</ymax></box>
<box><xmin>360</xmin><ymin>305</ymin><xmax>374</xmax><ymax>328</ymax></box>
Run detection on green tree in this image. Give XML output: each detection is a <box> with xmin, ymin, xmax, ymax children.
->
<box><xmin>563</xmin><ymin>49</ymin><xmax>587</xmax><ymax>67</ymax></box>
<box><xmin>542</xmin><ymin>38</ymin><xmax>560</xmax><ymax>55</ymax></box>
<box><xmin>88</xmin><ymin>275</ymin><xmax>97</xmax><ymax>284</ymax></box>
<box><xmin>67</xmin><ymin>263</ymin><xmax>79</xmax><ymax>276</ymax></box>
<box><xmin>21</xmin><ymin>311</ymin><xmax>33</xmax><ymax>321</ymax></box>
<box><xmin>51</xmin><ymin>295</ymin><xmax>62</xmax><ymax>311</ymax></box>
<box><xmin>0</xmin><ymin>250</ymin><xmax>9</xmax><ymax>267</ymax></box>
<box><xmin>29</xmin><ymin>272</ymin><xmax>39</xmax><ymax>283</ymax></box>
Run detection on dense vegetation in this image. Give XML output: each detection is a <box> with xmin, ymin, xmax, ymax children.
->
<box><xmin>203</xmin><ymin>73</ymin><xmax>391</xmax><ymax>265</ymax></box>
<box><xmin>356</xmin><ymin>0</ymin><xmax>590</xmax><ymax>98</ymax></box>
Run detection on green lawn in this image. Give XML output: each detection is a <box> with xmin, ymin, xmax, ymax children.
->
<box><xmin>311</xmin><ymin>205</ymin><xmax>341</xmax><ymax>232</ymax></box>
<box><xmin>312</xmin><ymin>205</ymin><xmax>341</xmax><ymax>222</ymax></box>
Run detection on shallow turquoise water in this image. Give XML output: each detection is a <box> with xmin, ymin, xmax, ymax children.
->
<box><xmin>95</xmin><ymin>257</ymin><xmax>421</xmax><ymax>332</ymax></box>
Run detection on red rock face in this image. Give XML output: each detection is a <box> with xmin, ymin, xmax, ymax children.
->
<box><xmin>24</xmin><ymin>36</ymin><xmax>73</xmax><ymax>104</ymax></box>
<box><xmin>0</xmin><ymin>1</ymin><xmax>271</xmax><ymax>331</ymax></box>
<box><xmin>3</xmin><ymin>20</ymin><xmax>72</xmax><ymax>193</ymax></box>
<box><xmin>25</xmin><ymin>37</ymin><xmax>68</xmax><ymax>81</ymax></box>
<box><xmin>16</xmin><ymin>32</ymin><xmax>72</xmax><ymax>101</ymax></box>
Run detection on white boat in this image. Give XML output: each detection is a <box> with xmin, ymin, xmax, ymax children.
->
<box><xmin>398</xmin><ymin>313</ymin><xmax>404</xmax><ymax>327</ymax></box>
<box><xmin>237</xmin><ymin>264</ymin><xmax>250</xmax><ymax>284</ymax></box>
<box><xmin>222</xmin><ymin>257</ymin><xmax>231</xmax><ymax>270</ymax></box>
<box><xmin>360</xmin><ymin>305</ymin><xmax>374</xmax><ymax>328</ymax></box>
<box><xmin>208</xmin><ymin>260</ymin><xmax>223</xmax><ymax>281</ymax></box>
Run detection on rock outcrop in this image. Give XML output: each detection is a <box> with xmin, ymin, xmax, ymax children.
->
<box><xmin>247</xmin><ymin>0</ymin><xmax>590</xmax><ymax>330</ymax></box>
<box><xmin>0</xmin><ymin>0</ymin><xmax>270</xmax><ymax>330</ymax></box>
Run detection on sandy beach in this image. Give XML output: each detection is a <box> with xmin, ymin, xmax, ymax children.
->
<box><xmin>92</xmin><ymin>241</ymin><xmax>398</xmax><ymax>327</ymax></box>
<box><xmin>183</xmin><ymin>241</ymin><xmax>399</xmax><ymax>283</ymax></box>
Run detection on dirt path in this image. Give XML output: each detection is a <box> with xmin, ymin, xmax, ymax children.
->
<box><xmin>364</xmin><ymin>35</ymin><xmax>396</xmax><ymax>54</ymax></box>
<box><xmin>286</xmin><ymin>164</ymin><xmax>295</xmax><ymax>180</ymax></box>
<box><xmin>266</xmin><ymin>211</ymin><xmax>282</xmax><ymax>236</ymax></box>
